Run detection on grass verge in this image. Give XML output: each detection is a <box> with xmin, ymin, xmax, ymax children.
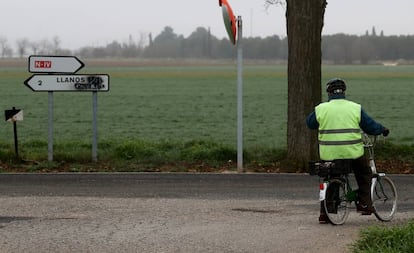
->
<box><xmin>0</xmin><ymin>138</ymin><xmax>412</xmax><ymax>173</ymax></box>
<box><xmin>0</xmin><ymin>139</ymin><xmax>287</xmax><ymax>173</ymax></box>
<box><xmin>351</xmin><ymin>220</ymin><xmax>414</xmax><ymax>253</ymax></box>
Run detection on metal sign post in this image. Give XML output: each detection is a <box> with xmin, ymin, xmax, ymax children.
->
<box><xmin>236</xmin><ymin>16</ymin><xmax>243</xmax><ymax>173</ymax></box>
<box><xmin>219</xmin><ymin>1</ymin><xmax>244</xmax><ymax>172</ymax></box>
<box><xmin>48</xmin><ymin>91</ymin><xmax>54</xmax><ymax>161</ymax></box>
<box><xmin>5</xmin><ymin>107</ymin><xmax>23</xmax><ymax>158</ymax></box>
<box><xmin>92</xmin><ymin>91</ymin><xmax>98</xmax><ymax>162</ymax></box>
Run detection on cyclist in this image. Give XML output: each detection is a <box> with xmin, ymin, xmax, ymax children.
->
<box><xmin>306</xmin><ymin>78</ymin><xmax>389</xmax><ymax>224</ymax></box>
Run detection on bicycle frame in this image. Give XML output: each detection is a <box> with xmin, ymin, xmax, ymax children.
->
<box><xmin>364</xmin><ymin>134</ymin><xmax>388</xmax><ymax>192</ymax></box>
<box><xmin>319</xmin><ymin>173</ymin><xmax>357</xmax><ymax>203</ymax></box>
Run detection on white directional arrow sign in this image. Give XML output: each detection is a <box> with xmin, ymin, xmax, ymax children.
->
<box><xmin>24</xmin><ymin>74</ymin><xmax>110</xmax><ymax>92</ymax></box>
<box><xmin>28</xmin><ymin>55</ymin><xmax>85</xmax><ymax>73</ymax></box>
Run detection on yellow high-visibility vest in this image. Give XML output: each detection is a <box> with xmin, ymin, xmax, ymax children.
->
<box><xmin>315</xmin><ymin>99</ymin><xmax>364</xmax><ymax>160</ymax></box>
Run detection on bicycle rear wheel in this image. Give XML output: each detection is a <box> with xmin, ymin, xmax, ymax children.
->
<box><xmin>372</xmin><ymin>175</ymin><xmax>397</xmax><ymax>221</ymax></box>
<box><xmin>324</xmin><ymin>179</ymin><xmax>349</xmax><ymax>225</ymax></box>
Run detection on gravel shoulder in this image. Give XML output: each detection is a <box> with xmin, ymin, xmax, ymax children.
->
<box><xmin>0</xmin><ymin>173</ymin><xmax>411</xmax><ymax>252</ymax></box>
<box><xmin>0</xmin><ymin>196</ymin><xmax>411</xmax><ymax>253</ymax></box>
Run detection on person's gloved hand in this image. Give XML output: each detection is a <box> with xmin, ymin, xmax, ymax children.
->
<box><xmin>382</xmin><ymin>128</ymin><xmax>390</xmax><ymax>137</ymax></box>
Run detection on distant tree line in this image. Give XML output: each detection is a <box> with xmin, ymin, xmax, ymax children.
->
<box><xmin>1</xmin><ymin>26</ymin><xmax>414</xmax><ymax>63</ymax></box>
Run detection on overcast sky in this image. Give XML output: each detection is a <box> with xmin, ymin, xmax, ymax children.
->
<box><xmin>1</xmin><ymin>0</ymin><xmax>413</xmax><ymax>50</ymax></box>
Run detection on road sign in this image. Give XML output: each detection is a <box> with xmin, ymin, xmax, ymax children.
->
<box><xmin>24</xmin><ymin>55</ymin><xmax>110</xmax><ymax>162</ymax></box>
<box><xmin>24</xmin><ymin>74</ymin><xmax>110</xmax><ymax>92</ymax></box>
<box><xmin>5</xmin><ymin>108</ymin><xmax>23</xmax><ymax>122</ymax></box>
<box><xmin>28</xmin><ymin>55</ymin><xmax>85</xmax><ymax>73</ymax></box>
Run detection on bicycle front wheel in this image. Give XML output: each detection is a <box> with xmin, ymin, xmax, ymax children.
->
<box><xmin>372</xmin><ymin>175</ymin><xmax>397</xmax><ymax>221</ymax></box>
<box><xmin>324</xmin><ymin>179</ymin><xmax>349</xmax><ymax>225</ymax></box>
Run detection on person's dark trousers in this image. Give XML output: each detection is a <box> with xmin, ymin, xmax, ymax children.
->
<box><xmin>352</xmin><ymin>155</ymin><xmax>373</xmax><ymax>207</ymax></box>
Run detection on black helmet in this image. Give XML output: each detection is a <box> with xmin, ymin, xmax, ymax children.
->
<box><xmin>326</xmin><ymin>78</ymin><xmax>346</xmax><ymax>94</ymax></box>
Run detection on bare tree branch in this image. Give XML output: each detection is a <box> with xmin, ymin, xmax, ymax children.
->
<box><xmin>265</xmin><ymin>0</ymin><xmax>286</xmax><ymax>10</ymax></box>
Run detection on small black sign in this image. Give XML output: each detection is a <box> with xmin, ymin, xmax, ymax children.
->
<box><xmin>5</xmin><ymin>108</ymin><xmax>22</xmax><ymax>122</ymax></box>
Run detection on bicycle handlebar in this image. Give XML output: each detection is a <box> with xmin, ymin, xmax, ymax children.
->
<box><xmin>363</xmin><ymin>133</ymin><xmax>387</xmax><ymax>160</ymax></box>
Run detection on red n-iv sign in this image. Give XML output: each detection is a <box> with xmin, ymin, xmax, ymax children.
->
<box><xmin>35</xmin><ymin>60</ymin><xmax>52</xmax><ymax>68</ymax></box>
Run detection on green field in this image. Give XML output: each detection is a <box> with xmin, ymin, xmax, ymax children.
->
<box><xmin>0</xmin><ymin>61</ymin><xmax>413</xmax><ymax>165</ymax></box>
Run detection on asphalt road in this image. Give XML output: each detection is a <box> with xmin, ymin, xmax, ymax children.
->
<box><xmin>0</xmin><ymin>173</ymin><xmax>412</xmax><ymax>253</ymax></box>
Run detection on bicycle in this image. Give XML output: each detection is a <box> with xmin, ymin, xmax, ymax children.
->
<box><xmin>309</xmin><ymin>133</ymin><xmax>398</xmax><ymax>225</ymax></box>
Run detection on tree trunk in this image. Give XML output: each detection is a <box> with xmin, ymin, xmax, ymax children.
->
<box><xmin>286</xmin><ymin>0</ymin><xmax>326</xmax><ymax>169</ymax></box>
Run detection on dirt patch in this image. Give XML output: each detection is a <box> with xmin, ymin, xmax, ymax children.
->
<box><xmin>1</xmin><ymin>158</ymin><xmax>413</xmax><ymax>174</ymax></box>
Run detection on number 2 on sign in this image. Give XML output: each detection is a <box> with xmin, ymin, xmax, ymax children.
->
<box><xmin>37</xmin><ymin>80</ymin><xmax>42</xmax><ymax>86</ymax></box>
